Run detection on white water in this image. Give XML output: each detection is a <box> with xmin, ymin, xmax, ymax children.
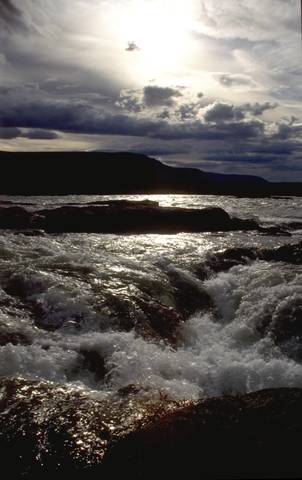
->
<box><xmin>0</xmin><ymin>194</ymin><xmax>301</xmax><ymax>400</ymax></box>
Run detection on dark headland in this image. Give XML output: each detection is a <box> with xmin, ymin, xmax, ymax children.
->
<box><xmin>0</xmin><ymin>151</ymin><xmax>301</xmax><ymax>196</ymax></box>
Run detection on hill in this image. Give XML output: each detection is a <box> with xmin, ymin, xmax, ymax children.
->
<box><xmin>0</xmin><ymin>151</ymin><xmax>300</xmax><ymax>196</ymax></box>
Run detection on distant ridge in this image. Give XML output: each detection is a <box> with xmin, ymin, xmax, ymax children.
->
<box><xmin>0</xmin><ymin>151</ymin><xmax>300</xmax><ymax>196</ymax></box>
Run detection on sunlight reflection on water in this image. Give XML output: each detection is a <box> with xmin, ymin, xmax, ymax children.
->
<box><xmin>1</xmin><ymin>193</ymin><xmax>301</xmax><ymax>226</ymax></box>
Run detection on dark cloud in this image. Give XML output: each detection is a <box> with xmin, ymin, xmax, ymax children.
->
<box><xmin>1</xmin><ymin>78</ymin><xmax>301</xmax><ymax>181</ymax></box>
<box><xmin>242</xmin><ymin>102</ymin><xmax>277</xmax><ymax>116</ymax></box>
<box><xmin>157</xmin><ymin>110</ymin><xmax>170</xmax><ymax>119</ymax></box>
<box><xmin>0</xmin><ymin>92</ymin><xmax>267</xmax><ymax>142</ymax></box>
<box><xmin>203</xmin><ymin>101</ymin><xmax>277</xmax><ymax>124</ymax></box>
<box><xmin>204</xmin><ymin>102</ymin><xmax>245</xmax><ymax>123</ymax></box>
<box><xmin>147</xmin><ymin>117</ymin><xmax>265</xmax><ymax>141</ymax></box>
<box><xmin>176</xmin><ymin>102</ymin><xmax>202</xmax><ymax>121</ymax></box>
<box><xmin>0</xmin><ymin>0</ymin><xmax>24</xmax><ymax>30</ymax></box>
<box><xmin>217</xmin><ymin>73</ymin><xmax>257</xmax><ymax>88</ymax></box>
<box><xmin>0</xmin><ymin>126</ymin><xmax>21</xmax><ymax>139</ymax></box>
<box><xmin>1</xmin><ymin>97</ymin><xmax>162</xmax><ymax>137</ymax></box>
<box><xmin>143</xmin><ymin>86</ymin><xmax>182</xmax><ymax>107</ymax></box>
<box><xmin>116</xmin><ymin>89</ymin><xmax>143</xmax><ymax>113</ymax></box>
<box><xmin>274</xmin><ymin>118</ymin><xmax>302</xmax><ymax>140</ymax></box>
<box><xmin>125</xmin><ymin>41</ymin><xmax>140</xmax><ymax>52</ymax></box>
<box><xmin>0</xmin><ymin>126</ymin><xmax>60</xmax><ymax>140</ymax></box>
<box><xmin>22</xmin><ymin>129</ymin><xmax>61</xmax><ymax>140</ymax></box>
<box><xmin>204</xmin><ymin>152</ymin><xmax>285</xmax><ymax>164</ymax></box>
<box><xmin>117</xmin><ymin>85</ymin><xmax>185</xmax><ymax>112</ymax></box>
<box><xmin>122</xmin><ymin>144</ymin><xmax>189</xmax><ymax>157</ymax></box>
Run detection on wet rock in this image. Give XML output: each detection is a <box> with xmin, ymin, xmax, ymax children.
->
<box><xmin>100</xmin><ymin>290</ymin><xmax>183</xmax><ymax>344</ymax></box>
<box><xmin>257</xmin><ymin>319</ymin><xmax>302</xmax><ymax>361</ymax></box>
<box><xmin>84</xmin><ymin>199</ymin><xmax>160</xmax><ymax>208</ymax></box>
<box><xmin>0</xmin><ymin>204</ymin><xmax>265</xmax><ymax>234</ymax></box>
<box><xmin>35</xmin><ymin>205</ymin><xmax>248</xmax><ymax>234</ymax></box>
<box><xmin>196</xmin><ymin>242</ymin><xmax>302</xmax><ymax>280</ymax></box>
<box><xmin>262</xmin><ymin>241</ymin><xmax>302</xmax><ymax>265</ymax></box>
<box><xmin>283</xmin><ymin>222</ymin><xmax>302</xmax><ymax>230</ymax></box>
<box><xmin>264</xmin><ymin>298</ymin><xmax>302</xmax><ymax>360</ymax></box>
<box><xmin>13</xmin><ymin>229</ymin><xmax>45</xmax><ymax>237</ymax></box>
<box><xmin>3</xmin><ymin>270</ymin><xmax>183</xmax><ymax>342</ymax></box>
<box><xmin>0</xmin><ymin>377</ymin><xmax>175</xmax><ymax>479</ymax></box>
<box><xmin>167</xmin><ymin>268</ymin><xmax>214</xmax><ymax>317</ymax></box>
<box><xmin>259</xmin><ymin>225</ymin><xmax>291</xmax><ymax>236</ymax></box>
<box><xmin>196</xmin><ymin>247</ymin><xmax>258</xmax><ymax>279</ymax></box>
<box><xmin>0</xmin><ymin>206</ymin><xmax>32</xmax><ymax>229</ymax></box>
<box><xmin>77</xmin><ymin>349</ymin><xmax>107</xmax><ymax>382</ymax></box>
<box><xmin>134</xmin><ymin>297</ymin><xmax>183</xmax><ymax>344</ymax></box>
<box><xmin>103</xmin><ymin>388</ymin><xmax>302</xmax><ymax>479</ymax></box>
<box><xmin>1</xmin><ymin>378</ymin><xmax>302</xmax><ymax>479</ymax></box>
<box><xmin>4</xmin><ymin>272</ymin><xmax>48</xmax><ymax>300</ymax></box>
<box><xmin>0</xmin><ymin>327</ymin><xmax>31</xmax><ymax>346</ymax></box>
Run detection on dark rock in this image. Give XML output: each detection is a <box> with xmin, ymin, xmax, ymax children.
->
<box><xmin>272</xmin><ymin>196</ymin><xmax>292</xmax><ymax>200</ymax></box>
<box><xmin>195</xmin><ymin>243</ymin><xmax>302</xmax><ymax>360</ymax></box>
<box><xmin>259</xmin><ymin>225</ymin><xmax>292</xmax><ymax>236</ymax></box>
<box><xmin>1</xmin><ymin>377</ymin><xmax>302</xmax><ymax>479</ymax></box>
<box><xmin>76</xmin><ymin>349</ymin><xmax>107</xmax><ymax>382</ymax></box>
<box><xmin>99</xmin><ymin>289</ymin><xmax>183</xmax><ymax>344</ymax></box>
<box><xmin>196</xmin><ymin>247</ymin><xmax>258</xmax><ymax>279</ymax></box>
<box><xmin>285</xmin><ymin>222</ymin><xmax>302</xmax><ymax>230</ymax></box>
<box><xmin>196</xmin><ymin>242</ymin><xmax>302</xmax><ymax>280</ymax></box>
<box><xmin>33</xmin><ymin>205</ymin><xmax>235</xmax><ymax>234</ymax></box>
<box><xmin>262</xmin><ymin>242</ymin><xmax>302</xmax><ymax>264</ymax></box>
<box><xmin>104</xmin><ymin>388</ymin><xmax>302</xmax><ymax>479</ymax></box>
<box><xmin>260</xmin><ymin>298</ymin><xmax>302</xmax><ymax>360</ymax></box>
<box><xmin>0</xmin><ymin>206</ymin><xmax>32</xmax><ymax>229</ymax></box>
<box><xmin>0</xmin><ymin>203</ymin><xmax>266</xmax><ymax>234</ymax></box>
<box><xmin>13</xmin><ymin>229</ymin><xmax>45</xmax><ymax>236</ymax></box>
<box><xmin>134</xmin><ymin>297</ymin><xmax>183</xmax><ymax>344</ymax></box>
<box><xmin>2</xmin><ymin>273</ymin><xmax>71</xmax><ymax>331</ymax></box>
<box><xmin>83</xmin><ymin>199</ymin><xmax>160</xmax><ymax>208</ymax></box>
<box><xmin>0</xmin><ymin>200</ymin><xmax>36</xmax><ymax>206</ymax></box>
<box><xmin>2</xmin><ymin>269</ymin><xmax>183</xmax><ymax>342</ymax></box>
<box><xmin>0</xmin><ymin>328</ymin><xmax>31</xmax><ymax>346</ymax></box>
<box><xmin>4</xmin><ymin>273</ymin><xmax>48</xmax><ymax>300</ymax></box>
<box><xmin>0</xmin><ymin>376</ymin><xmax>173</xmax><ymax>479</ymax></box>
<box><xmin>167</xmin><ymin>268</ymin><xmax>214</xmax><ymax>316</ymax></box>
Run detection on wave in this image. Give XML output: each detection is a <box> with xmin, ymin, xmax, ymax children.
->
<box><xmin>0</xmin><ymin>258</ymin><xmax>301</xmax><ymax>400</ymax></box>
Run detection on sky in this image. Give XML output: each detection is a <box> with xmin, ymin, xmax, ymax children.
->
<box><xmin>0</xmin><ymin>0</ymin><xmax>302</xmax><ymax>181</ymax></box>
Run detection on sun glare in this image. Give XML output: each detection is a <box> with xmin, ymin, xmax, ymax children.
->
<box><xmin>112</xmin><ymin>0</ymin><xmax>197</xmax><ymax>83</ymax></box>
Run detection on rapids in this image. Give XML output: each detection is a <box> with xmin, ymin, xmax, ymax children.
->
<box><xmin>0</xmin><ymin>194</ymin><xmax>301</xmax><ymax>401</ymax></box>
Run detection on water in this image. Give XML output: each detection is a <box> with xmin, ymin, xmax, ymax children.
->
<box><xmin>0</xmin><ymin>194</ymin><xmax>301</xmax><ymax>401</ymax></box>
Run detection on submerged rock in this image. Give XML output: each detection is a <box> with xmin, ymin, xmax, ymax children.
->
<box><xmin>0</xmin><ymin>377</ymin><xmax>302</xmax><ymax>479</ymax></box>
<box><xmin>260</xmin><ymin>297</ymin><xmax>302</xmax><ymax>360</ymax></box>
<box><xmin>195</xmin><ymin>242</ymin><xmax>302</xmax><ymax>360</ymax></box>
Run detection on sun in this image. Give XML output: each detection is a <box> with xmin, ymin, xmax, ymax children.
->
<box><xmin>112</xmin><ymin>0</ymin><xmax>197</xmax><ymax>83</ymax></box>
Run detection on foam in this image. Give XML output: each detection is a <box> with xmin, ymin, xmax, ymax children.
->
<box><xmin>0</xmin><ymin>196</ymin><xmax>301</xmax><ymax>401</ymax></box>
<box><xmin>1</xmin><ymin>302</ymin><xmax>302</xmax><ymax>400</ymax></box>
